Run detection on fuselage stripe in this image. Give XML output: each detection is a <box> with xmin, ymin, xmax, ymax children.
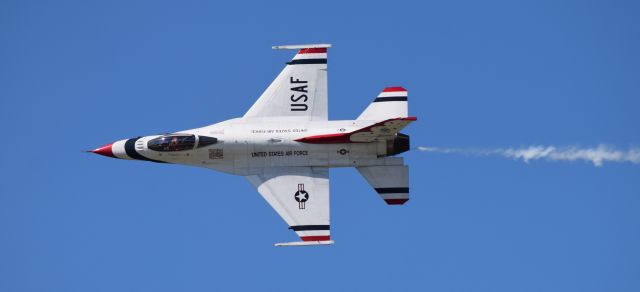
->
<box><xmin>124</xmin><ymin>138</ymin><xmax>167</xmax><ymax>163</ymax></box>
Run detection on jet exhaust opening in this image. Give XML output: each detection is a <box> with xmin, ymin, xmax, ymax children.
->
<box><xmin>386</xmin><ymin>133</ymin><xmax>410</xmax><ymax>156</ymax></box>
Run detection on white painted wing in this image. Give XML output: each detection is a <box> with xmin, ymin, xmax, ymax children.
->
<box><xmin>246</xmin><ymin>167</ymin><xmax>330</xmax><ymax>242</ymax></box>
<box><xmin>243</xmin><ymin>47</ymin><xmax>328</xmax><ymax>121</ymax></box>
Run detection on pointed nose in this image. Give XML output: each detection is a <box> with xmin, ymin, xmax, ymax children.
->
<box><xmin>90</xmin><ymin>143</ymin><xmax>116</xmax><ymax>158</ymax></box>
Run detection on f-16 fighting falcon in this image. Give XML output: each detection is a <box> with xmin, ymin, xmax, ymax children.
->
<box><xmin>90</xmin><ymin>44</ymin><xmax>416</xmax><ymax>246</ymax></box>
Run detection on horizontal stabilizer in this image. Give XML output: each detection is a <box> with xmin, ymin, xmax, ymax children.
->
<box><xmin>275</xmin><ymin>240</ymin><xmax>335</xmax><ymax>247</ymax></box>
<box><xmin>357</xmin><ymin>165</ymin><xmax>410</xmax><ymax>205</ymax></box>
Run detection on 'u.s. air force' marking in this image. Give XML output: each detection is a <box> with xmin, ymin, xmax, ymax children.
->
<box><xmin>290</xmin><ymin>77</ymin><xmax>308</xmax><ymax>112</ymax></box>
<box><xmin>251</xmin><ymin>150</ymin><xmax>308</xmax><ymax>158</ymax></box>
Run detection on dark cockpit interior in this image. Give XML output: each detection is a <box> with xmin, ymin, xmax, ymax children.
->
<box><xmin>147</xmin><ymin>134</ymin><xmax>218</xmax><ymax>152</ymax></box>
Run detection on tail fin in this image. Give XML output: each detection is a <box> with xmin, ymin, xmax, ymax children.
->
<box><xmin>357</xmin><ymin>165</ymin><xmax>409</xmax><ymax>205</ymax></box>
<box><xmin>357</xmin><ymin>87</ymin><xmax>408</xmax><ymax>120</ymax></box>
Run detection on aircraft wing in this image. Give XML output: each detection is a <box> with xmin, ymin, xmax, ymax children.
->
<box><xmin>295</xmin><ymin>116</ymin><xmax>417</xmax><ymax>144</ymax></box>
<box><xmin>243</xmin><ymin>44</ymin><xmax>330</xmax><ymax>121</ymax></box>
<box><xmin>246</xmin><ymin>166</ymin><xmax>332</xmax><ymax>246</ymax></box>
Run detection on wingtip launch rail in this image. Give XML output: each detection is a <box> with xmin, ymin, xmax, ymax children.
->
<box><xmin>272</xmin><ymin>43</ymin><xmax>332</xmax><ymax>50</ymax></box>
<box><xmin>275</xmin><ymin>240</ymin><xmax>335</xmax><ymax>247</ymax></box>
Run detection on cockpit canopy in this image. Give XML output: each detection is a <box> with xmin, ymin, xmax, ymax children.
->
<box><xmin>147</xmin><ymin>134</ymin><xmax>218</xmax><ymax>152</ymax></box>
<box><xmin>148</xmin><ymin>135</ymin><xmax>195</xmax><ymax>152</ymax></box>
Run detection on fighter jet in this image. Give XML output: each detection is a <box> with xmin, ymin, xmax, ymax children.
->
<box><xmin>90</xmin><ymin>44</ymin><xmax>416</xmax><ymax>246</ymax></box>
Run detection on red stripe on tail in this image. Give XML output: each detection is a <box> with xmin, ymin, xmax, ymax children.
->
<box><xmin>383</xmin><ymin>86</ymin><xmax>407</xmax><ymax>92</ymax></box>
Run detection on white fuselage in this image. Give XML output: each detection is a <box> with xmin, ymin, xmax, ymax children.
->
<box><xmin>109</xmin><ymin>117</ymin><xmax>404</xmax><ymax>176</ymax></box>
<box><xmin>89</xmin><ymin>44</ymin><xmax>415</xmax><ymax>245</ymax></box>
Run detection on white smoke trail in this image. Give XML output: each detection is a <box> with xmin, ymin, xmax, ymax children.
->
<box><xmin>416</xmin><ymin>145</ymin><xmax>640</xmax><ymax>167</ymax></box>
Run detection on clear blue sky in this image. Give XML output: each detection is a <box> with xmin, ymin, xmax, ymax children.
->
<box><xmin>1</xmin><ymin>1</ymin><xmax>639</xmax><ymax>291</ymax></box>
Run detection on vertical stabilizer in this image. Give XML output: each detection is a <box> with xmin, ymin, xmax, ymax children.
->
<box><xmin>357</xmin><ymin>87</ymin><xmax>408</xmax><ymax>121</ymax></box>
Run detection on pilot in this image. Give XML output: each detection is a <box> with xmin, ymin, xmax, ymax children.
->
<box><xmin>169</xmin><ymin>137</ymin><xmax>179</xmax><ymax>151</ymax></box>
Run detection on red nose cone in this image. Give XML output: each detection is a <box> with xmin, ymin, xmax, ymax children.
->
<box><xmin>91</xmin><ymin>143</ymin><xmax>115</xmax><ymax>158</ymax></box>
